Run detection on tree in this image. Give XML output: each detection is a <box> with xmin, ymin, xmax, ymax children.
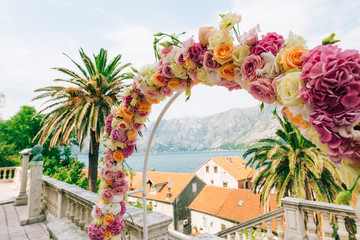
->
<box><xmin>244</xmin><ymin>112</ymin><xmax>343</xmax><ymax>207</ymax></box>
<box><xmin>0</xmin><ymin>106</ymin><xmax>60</xmax><ymax>166</ymax></box>
<box><xmin>33</xmin><ymin>48</ymin><xmax>132</xmax><ymax>192</ymax></box>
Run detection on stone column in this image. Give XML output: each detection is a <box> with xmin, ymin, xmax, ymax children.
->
<box><xmin>14</xmin><ymin>148</ymin><xmax>32</xmax><ymax>206</ymax></box>
<box><xmin>20</xmin><ymin>160</ymin><xmax>45</xmax><ymax>225</ymax></box>
<box><xmin>282</xmin><ymin>197</ymin><xmax>307</xmax><ymax>240</ymax></box>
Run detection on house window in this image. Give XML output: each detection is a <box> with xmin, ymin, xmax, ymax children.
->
<box><xmin>192</xmin><ymin>183</ymin><xmax>197</xmax><ymax>192</ymax></box>
<box><xmin>210</xmin><ymin>180</ymin><xmax>214</xmax><ymax>184</ymax></box>
<box><xmin>223</xmin><ymin>182</ymin><xmax>228</xmax><ymax>188</ymax></box>
<box><xmin>214</xmin><ymin>166</ymin><xmax>218</xmax><ymax>173</ymax></box>
<box><xmin>245</xmin><ymin>180</ymin><xmax>249</xmax><ymax>189</ymax></box>
<box><xmin>202</xmin><ymin>215</ymin><xmax>207</xmax><ymax>227</ymax></box>
<box><xmin>206</xmin><ymin>166</ymin><xmax>209</xmax><ymax>172</ymax></box>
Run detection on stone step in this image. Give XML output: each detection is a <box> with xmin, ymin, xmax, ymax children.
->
<box><xmin>47</xmin><ymin>218</ymin><xmax>88</xmax><ymax>240</ymax></box>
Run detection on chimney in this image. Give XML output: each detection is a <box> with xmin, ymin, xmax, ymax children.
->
<box><xmin>227</xmin><ymin>157</ymin><xmax>232</xmax><ymax>164</ymax></box>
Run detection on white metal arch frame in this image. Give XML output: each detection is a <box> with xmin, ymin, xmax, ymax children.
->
<box><xmin>141</xmin><ymin>90</ymin><xmax>184</xmax><ymax>240</ymax></box>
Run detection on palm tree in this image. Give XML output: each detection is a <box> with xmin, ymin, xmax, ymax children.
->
<box><xmin>244</xmin><ymin>111</ymin><xmax>342</xmax><ymax>207</ymax></box>
<box><xmin>33</xmin><ymin>48</ymin><xmax>132</xmax><ymax>192</ymax></box>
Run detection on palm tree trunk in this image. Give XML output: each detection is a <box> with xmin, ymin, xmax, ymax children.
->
<box><xmin>88</xmin><ymin>129</ymin><xmax>100</xmax><ymax>192</ymax></box>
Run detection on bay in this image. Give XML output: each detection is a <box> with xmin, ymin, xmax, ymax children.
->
<box><xmin>76</xmin><ymin>150</ymin><xmax>246</xmax><ymax>173</ymax></box>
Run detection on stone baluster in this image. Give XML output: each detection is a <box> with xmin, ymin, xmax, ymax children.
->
<box><xmin>276</xmin><ymin>216</ymin><xmax>284</xmax><ymax>239</ymax></box>
<box><xmin>247</xmin><ymin>227</ymin><xmax>253</xmax><ymax>240</ymax></box>
<box><xmin>337</xmin><ymin>216</ymin><xmax>348</xmax><ymax>240</ymax></box>
<box><xmin>74</xmin><ymin>201</ymin><xmax>81</xmax><ymax>226</ymax></box>
<box><xmin>65</xmin><ymin>196</ymin><xmax>72</xmax><ymax>220</ymax></box>
<box><xmin>322</xmin><ymin>212</ymin><xmax>333</xmax><ymax>240</ymax></box>
<box><xmin>227</xmin><ymin>233</ymin><xmax>235</xmax><ymax>240</ymax></box>
<box><xmin>236</xmin><ymin>230</ymin><xmax>243</xmax><ymax>240</ymax></box>
<box><xmin>266</xmin><ymin>219</ymin><xmax>274</xmax><ymax>240</ymax></box>
<box><xmin>256</xmin><ymin>224</ymin><xmax>262</xmax><ymax>240</ymax></box>
<box><xmin>84</xmin><ymin>207</ymin><xmax>92</xmax><ymax>233</ymax></box>
<box><xmin>78</xmin><ymin>204</ymin><xmax>86</xmax><ymax>230</ymax></box>
<box><xmin>306</xmin><ymin>210</ymin><xmax>317</xmax><ymax>240</ymax></box>
<box><xmin>70</xmin><ymin>200</ymin><xmax>77</xmax><ymax>221</ymax></box>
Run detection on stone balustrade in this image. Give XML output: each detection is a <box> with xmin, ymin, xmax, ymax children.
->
<box><xmin>216</xmin><ymin>197</ymin><xmax>359</xmax><ymax>240</ymax></box>
<box><xmin>0</xmin><ymin>166</ymin><xmax>21</xmax><ymax>183</ymax></box>
<box><xmin>41</xmin><ymin>175</ymin><xmax>177</xmax><ymax>240</ymax></box>
<box><xmin>216</xmin><ymin>207</ymin><xmax>285</xmax><ymax>240</ymax></box>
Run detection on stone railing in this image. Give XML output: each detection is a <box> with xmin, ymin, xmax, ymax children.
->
<box><xmin>0</xmin><ymin>166</ymin><xmax>21</xmax><ymax>183</ymax></box>
<box><xmin>216</xmin><ymin>197</ymin><xmax>359</xmax><ymax>240</ymax></box>
<box><xmin>41</xmin><ymin>175</ymin><xmax>178</xmax><ymax>240</ymax></box>
<box><xmin>216</xmin><ymin>207</ymin><xmax>285</xmax><ymax>240</ymax></box>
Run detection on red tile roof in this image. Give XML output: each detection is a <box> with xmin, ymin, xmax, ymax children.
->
<box><xmin>211</xmin><ymin>156</ymin><xmax>257</xmax><ymax>180</ymax></box>
<box><xmin>189</xmin><ymin>186</ymin><xmax>277</xmax><ymax>223</ymax></box>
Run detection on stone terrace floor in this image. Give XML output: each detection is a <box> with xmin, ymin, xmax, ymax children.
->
<box><xmin>0</xmin><ymin>203</ymin><xmax>51</xmax><ymax>240</ymax></box>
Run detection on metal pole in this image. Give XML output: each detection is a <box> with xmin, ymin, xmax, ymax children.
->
<box><xmin>142</xmin><ymin>90</ymin><xmax>183</xmax><ymax>240</ymax></box>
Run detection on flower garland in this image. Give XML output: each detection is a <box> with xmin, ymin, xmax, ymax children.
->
<box><xmin>88</xmin><ymin>12</ymin><xmax>360</xmax><ymax>240</ymax></box>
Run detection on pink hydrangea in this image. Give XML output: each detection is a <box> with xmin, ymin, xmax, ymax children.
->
<box><xmin>107</xmin><ymin>218</ymin><xmax>124</xmax><ymax>235</ymax></box>
<box><xmin>120</xmin><ymin>200</ymin><xmax>127</xmax><ymax>215</ymax></box>
<box><xmin>250</xmin><ymin>32</ymin><xmax>284</xmax><ymax>56</ymax></box>
<box><xmin>122</xmin><ymin>144</ymin><xmax>135</xmax><ymax>158</ymax></box>
<box><xmin>188</xmin><ymin>42</ymin><xmax>207</xmax><ymax>67</ymax></box>
<box><xmin>88</xmin><ymin>223</ymin><xmax>103</xmax><ymax>240</ymax></box>
<box><xmin>111</xmin><ymin>126</ymin><xmax>127</xmax><ymax>142</ymax></box>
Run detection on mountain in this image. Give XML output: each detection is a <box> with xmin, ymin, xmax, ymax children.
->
<box><xmin>136</xmin><ymin>104</ymin><xmax>280</xmax><ymax>152</ymax></box>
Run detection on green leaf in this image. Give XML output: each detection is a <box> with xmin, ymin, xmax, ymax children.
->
<box><xmin>260</xmin><ymin>103</ymin><xmax>264</xmax><ymax>111</ymax></box>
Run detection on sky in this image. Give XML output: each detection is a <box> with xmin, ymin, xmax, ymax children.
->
<box><xmin>0</xmin><ymin>0</ymin><xmax>359</xmax><ymax>122</ymax></box>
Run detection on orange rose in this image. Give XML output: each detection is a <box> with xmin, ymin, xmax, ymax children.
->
<box><xmin>113</xmin><ymin>150</ymin><xmax>124</xmax><ymax>162</ymax></box>
<box><xmin>104</xmin><ymin>214</ymin><xmax>115</xmax><ymax>226</ymax></box>
<box><xmin>96</xmin><ymin>197</ymin><xmax>109</xmax><ymax>204</ymax></box>
<box><xmin>127</xmin><ymin>130</ymin><xmax>137</xmax><ymax>140</ymax></box>
<box><xmin>167</xmin><ymin>78</ymin><xmax>181</xmax><ymax>90</ymax></box>
<box><xmin>121</xmin><ymin>107</ymin><xmax>134</xmax><ymax>118</ymax></box>
<box><xmin>123</xmin><ymin>115</ymin><xmax>133</xmax><ymax>123</ymax></box>
<box><xmin>198</xmin><ymin>26</ymin><xmax>217</xmax><ymax>47</ymax></box>
<box><xmin>116</xmin><ymin>107</ymin><xmax>124</xmax><ymax>117</ymax></box>
<box><xmin>218</xmin><ymin>63</ymin><xmax>238</xmax><ymax>80</ymax></box>
<box><xmin>145</xmin><ymin>96</ymin><xmax>160</xmax><ymax>104</ymax></box>
<box><xmin>152</xmin><ymin>72</ymin><xmax>165</xmax><ymax>87</ymax></box>
<box><xmin>279</xmin><ymin>46</ymin><xmax>309</xmax><ymax>71</ymax></box>
<box><xmin>103</xmin><ymin>230</ymin><xmax>113</xmax><ymax>240</ymax></box>
<box><xmin>106</xmin><ymin>180</ymin><xmax>112</xmax><ymax>185</ymax></box>
<box><xmin>213</xmin><ymin>43</ymin><xmax>235</xmax><ymax>65</ymax></box>
<box><xmin>282</xmin><ymin>108</ymin><xmax>310</xmax><ymax>129</ymax></box>
<box><xmin>138</xmin><ymin>103</ymin><xmax>151</xmax><ymax>112</ymax></box>
<box><xmin>183</xmin><ymin>59</ymin><xmax>196</xmax><ymax>70</ymax></box>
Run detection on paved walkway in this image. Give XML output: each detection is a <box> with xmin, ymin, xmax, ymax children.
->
<box><xmin>0</xmin><ymin>203</ymin><xmax>51</xmax><ymax>240</ymax></box>
<box><xmin>0</xmin><ymin>182</ymin><xmax>19</xmax><ymax>204</ymax></box>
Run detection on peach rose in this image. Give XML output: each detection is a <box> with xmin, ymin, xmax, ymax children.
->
<box><xmin>127</xmin><ymin>130</ymin><xmax>137</xmax><ymax>140</ymax></box>
<box><xmin>279</xmin><ymin>45</ymin><xmax>309</xmax><ymax>71</ymax></box>
<box><xmin>218</xmin><ymin>63</ymin><xmax>238</xmax><ymax>80</ymax></box>
<box><xmin>113</xmin><ymin>150</ymin><xmax>124</xmax><ymax>162</ymax></box>
<box><xmin>145</xmin><ymin>96</ymin><xmax>160</xmax><ymax>104</ymax></box>
<box><xmin>138</xmin><ymin>103</ymin><xmax>151</xmax><ymax>112</ymax></box>
<box><xmin>167</xmin><ymin>78</ymin><xmax>181</xmax><ymax>90</ymax></box>
<box><xmin>151</xmin><ymin>72</ymin><xmax>165</xmax><ymax>87</ymax></box>
<box><xmin>282</xmin><ymin>107</ymin><xmax>310</xmax><ymax>129</ymax></box>
<box><xmin>116</xmin><ymin>107</ymin><xmax>124</xmax><ymax>118</ymax></box>
<box><xmin>198</xmin><ymin>26</ymin><xmax>217</xmax><ymax>47</ymax></box>
<box><xmin>213</xmin><ymin>43</ymin><xmax>235</xmax><ymax>65</ymax></box>
<box><xmin>118</xmin><ymin>120</ymin><xmax>130</xmax><ymax>131</ymax></box>
<box><xmin>104</xmin><ymin>214</ymin><xmax>115</xmax><ymax>225</ymax></box>
<box><xmin>103</xmin><ymin>230</ymin><xmax>113</xmax><ymax>240</ymax></box>
<box><xmin>183</xmin><ymin>59</ymin><xmax>197</xmax><ymax>70</ymax></box>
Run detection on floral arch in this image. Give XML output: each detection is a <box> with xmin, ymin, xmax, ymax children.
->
<box><xmin>88</xmin><ymin>12</ymin><xmax>360</xmax><ymax>240</ymax></box>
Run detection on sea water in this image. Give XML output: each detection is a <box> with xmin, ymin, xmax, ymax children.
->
<box><xmin>76</xmin><ymin>150</ymin><xmax>246</xmax><ymax>173</ymax></box>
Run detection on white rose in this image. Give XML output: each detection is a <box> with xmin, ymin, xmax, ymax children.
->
<box><xmin>170</xmin><ymin>61</ymin><xmax>187</xmax><ymax>79</ymax></box>
<box><xmin>208</xmin><ymin>30</ymin><xmax>233</xmax><ymax>50</ymax></box>
<box><xmin>257</xmin><ymin>52</ymin><xmax>281</xmax><ymax>78</ymax></box>
<box><xmin>93</xmin><ymin>217</ymin><xmax>103</xmax><ymax>226</ymax></box>
<box><xmin>285</xmin><ymin>31</ymin><xmax>307</xmax><ymax>48</ymax></box>
<box><xmin>104</xmin><ymin>139</ymin><xmax>116</xmax><ymax>151</ymax></box>
<box><xmin>219</xmin><ymin>12</ymin><xmax>241</xmax><ymax>31</ymax></box>
<box><xmin>99</xmin><ymin>180</ymin><xmax>108</xmax><ymax>190</ymax></box>
<box><xmin>232</xmin><ymin>45</ymin><xmax>249</xmax><ymax>67</ymax></box>
<box><xmin>206</xmin><ymin>70</ymin><xmax>221</xmax><ymax>86</ymax></box>
<box><xmin>110</xmin><ymin>106</ymin><xmax>118</xmax><ymax>116</ymax></box>
<box><xmin>276</xmin><ymin>70</ymin><xmax>305</xmax><ymax>107</ymax></box>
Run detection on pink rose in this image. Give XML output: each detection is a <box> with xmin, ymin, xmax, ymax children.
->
<box><xmin>248</xmin><ymin>77</ymin><xmax>277</xmax><ymax>104</ymax></box>
<box><xmin>120</xmin><ymin>200</ymin><xmax>127</xmax><ymax>215</ymax></box>
<box><xmin>241</xmin><ymin>55</ymin><xmax>264</xmax><ymax>82</ymax></box>
<box><xmin>144</xmin><ymin>86</ymin><xmax>161</xmax><ymax>99</ymax></box>
<box><xmin>203</xmin><ymin>51</ymin><xmax>220</xmax><ymax>72</ymax></box>
<box><xmin>125</xmin><ymin>138</ymin><xmax>137</xmax><ymax>146</ymax></box>
<box><xmin>188</xmin><ymin>71</ymin><xmax>198</xmax><ymax>83</ymax></box>
<box><xmin>198</xmin><ymin>26</ymin><xmax>217</xmax><ymax>47</ymax></box>
<box><xmin>102</xmin><ymin>169</ymin><xmax>114</xmax><ymax>181</ymax></box>
<box><xmin>250</xmin><ymin>32</ymin><xmax>284</xmax><ymax>56</ymax></box>
<box><xmin>113</xmin><ymin>187</ymin><xmax>126</xmax><ymax>196</ymax></box>
<box><xmin>114</xmin><ymin>171</ymin><xmax>126</xmax><ymax>182</ymax></box>
<box><xmin>216</xmin><ymin>78</ymin><xmax>242</xmax><ymax>91</ymax></box>
<box><xmin>94</xmin><ymin>205</ymin><xmax>103</xmax><ymax>217</ymax></box>
<box><xmin>111</xmin><ymin>126</ymin><xmax>127</xmax><ymax>142</ymax></box>
<box><xmin>132</xmin><ymin>123</ymin><xmax>143</xmax><ymax>132</ymax></box>
<box><xmin>237</xmin><ymin>24</ymin><xmax>260</xmax><ymax>46</ymax></box>
<box><xmin>105</xmin><ymin>114</ymin><xmax>114</xmax><ymax>135</ymax></box>
<box><xmin>101</xmin><ymin>188</ymin><xmax>114</xmax><ymax>201</ymax></box>
<box><xmin>160</xmin><ymin>86</ymin><xmax>173</xmax><ymax>97</ymax></box>
<box><xmin>103</xmin><ymin>151</ymin><xmax>114</xmax><ymax>164</ymax></box>
<box><xmin>175</xmin><ymin>50</ymin><xmax>186</xmax><ymax>65</ymax></box>
<box><xmin>161</xmin><ymin>63</ymin><xmax>174</xmax><ymax>78</ymax></box>
<box><xmin>160</xmin><ymin>46</ymin><xmax>173</xmax><ymax>56</ymax></box>
<box><xmin>179</xmin><ymin>79</ymin><xmax>188</xmax><ymax>90</ymax></box>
